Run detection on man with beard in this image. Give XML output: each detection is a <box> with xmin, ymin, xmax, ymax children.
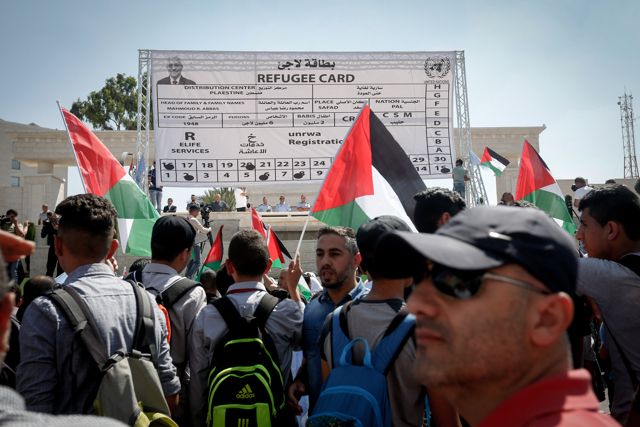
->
<box><xmin>375</xmin><ymin>206</ymin><xmax>618</xmax><ymax>426</ymax></box>
<box><xmin>287</xmin><ymin>226</ymin><xmax>366</xmax><ymax>414</ymax></box>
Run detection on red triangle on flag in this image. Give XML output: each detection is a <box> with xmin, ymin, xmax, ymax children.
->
<box><xmin>311</xmin><ymin>105</ymin><xmax>374</xmax><ymax>213</ymax></box>
<box><xmin>515</xmin><ymin>140</ymin><xmax>557</xmax><ymax>200</ymax></box>
<box><xmin>202</xmin><ymin>224</ymin><xmax>224</xmax><ymax>266</ymax></box>
<box><xmin>251</xmin><ymin>208</ymin><xmax>285</xmax><ymax>263</ymax></box>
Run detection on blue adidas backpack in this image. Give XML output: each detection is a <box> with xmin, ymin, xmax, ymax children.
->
<box><xmin>307</xmin><ymin>303</ymin><xmax>416</xmax><ymax>427</ymax></box>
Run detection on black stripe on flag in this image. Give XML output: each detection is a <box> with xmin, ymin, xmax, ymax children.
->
<box><xmin>487</xmin><ymin>148</ymin><xmax>510</xmax><ymax>167</ymax></box>
<box><xmin>369</xmin><ymin>110</ymin><xmax>427</xmax><ymax>220</ymax></box>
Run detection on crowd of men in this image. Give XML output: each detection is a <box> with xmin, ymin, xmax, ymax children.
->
<box><xmin>0</xmin><ymin>178</ymin><xmax>639</xmax><ymax>426</ymax></box>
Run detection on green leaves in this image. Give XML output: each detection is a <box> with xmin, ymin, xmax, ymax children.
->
<box><xmin>71</xmin><ymin>73</ymin><xmax>142</xmax><ymax>131</ymax></box>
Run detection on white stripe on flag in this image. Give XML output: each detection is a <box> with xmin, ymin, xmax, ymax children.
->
<box><xmin>355</xmin><ymin>167</ymin><xmax>417</xmax><ymax>231</ymax></box>
<box><xmin>117</xmin><ymin>218</ymin><xmax>134</xmax><ymax>255</ymax></box>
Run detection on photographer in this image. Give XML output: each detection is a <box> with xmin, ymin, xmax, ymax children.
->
<box><xmin>185</xmin><ymin>204</ymin><xmax>211</xmax><ymax>279</ymax></box>
<box><xmin>41</xmin><ymin>211</ymin><xmax>63</xmax><ymax>277</ymax></box>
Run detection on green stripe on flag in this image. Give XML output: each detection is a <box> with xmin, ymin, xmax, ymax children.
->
<box><xmin>312</xmin><ymin>200</ymin><xmax>370</xmax><ymax>230</ymax></box>
<box><xmin>523</xmin><ymin>189</ymin><xmax>576</xmax><ymax>234</ymax></box>
<box><xmin>124</xmin><ymin>218</ymin><xmax>156</xmax><ymax>256</ymax></box>
<box><xmin>105</xmin><ymin>178</ymin><xmax>159</xmax><ymax>219</ymax></box>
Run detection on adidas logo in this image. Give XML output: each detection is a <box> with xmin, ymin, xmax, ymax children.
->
<box><xmin>236</xmin><ymin>384</ymin><xmax>255</xmax><ymax>399</ymax></box>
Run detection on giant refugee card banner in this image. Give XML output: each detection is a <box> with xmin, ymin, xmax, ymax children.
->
<box><xmin>151</xmin><ymin>50</ymin><xmax>456</xmax><ymax>186</ymax></box>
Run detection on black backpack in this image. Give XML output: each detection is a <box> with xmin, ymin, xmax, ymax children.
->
<box><xmin>126</xmin><ymin>270</ymin><xmax>199</xmax><ymax>342</ymax></box>
<box><xmin>206</xmin><ymin>293</ymin><xmax>285</xmax><ymax>427</ymax></box>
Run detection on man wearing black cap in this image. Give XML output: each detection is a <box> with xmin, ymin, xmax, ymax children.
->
<box><xmin>576</xmin><ymin>185</ymin><xmax>640</xmax><ymax>423</ymax></box>
<box><xmin>319</xmin><ymin>216</ymin><xmax>457</xmax><ymax>427</ymax></box>
<box><xmin>136</xmin><ymin>215</ymin><xmax>206</xmax><ymax>424</ymax></box>
<box><xmin>375</xmin><ymin>206</ymin><xmax>617</xmax><ymax>426</ymax></box>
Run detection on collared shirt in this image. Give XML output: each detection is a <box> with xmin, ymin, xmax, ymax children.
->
<box><xmin>141</xmin><ymin>263</ymin><xmax>207</xmax><ymax>371</ymax></box>
<box><xmin>477</xmin><ymin>369</ymin><xmax>618</xmax><ymax>426</ymax></box>
<box><xmin>274</xmin><ymin>202</ymin><xmax>290</xmax><ymax>212</ymax></box>
<box><xmin>188</xmin><ymin>281</ymin><xmax>304</xmax><ymax>425</ymax></box>
<box><xmin>206</xmin><ymin>201</ymin><xmax>228</xmax><ymax>212</ymax></box>
<box><xmin>0</xmin><ymin>385</ymin><xmax>126</xmax><ymax>426</ymax></box>
<box><xmin>17</xmin><ymin>263</ymin><xmax>180</xmax><ymax>414</ymax></box>
<box><xmin>302</xmin><ymin>281</ymin><xmax>368</xmax><ymax>408</ymax></box>
<box><xmin>255</xmin><ymin>203</ymin><xmax>272</xmax><ymax>212</ymax></box>
<box><xmin>296</xmin><ymin>201</ymin><xmax>311</xmax><ymax>211</ymax></box>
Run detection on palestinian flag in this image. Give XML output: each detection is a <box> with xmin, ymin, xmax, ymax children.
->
<box><xmin>196</xmin><ymin>225</ymin><xmax>224</xmax><ymax>280</ymax></box>
<box><xmin>515</xmin><ymin>140</ymin><xmax>576</xmax><ymax>234</ymax></box>
<box><xmin>480</xmin><ymin>147</ymin><xmax>510</xmax><ymax>176</ymax></box>
<box><xmin>60</xmin><ymin>107</ymin><xmax>159</xmax><ymax>255</ymax></box>
<box><xmin>251</xmin><ymin>208</ymin><xmax>292</xmax><ymax>269</ymax></box>
<box><xmin>311</xmin><ymin>104</ymin><xmax>425</xmax><ymax>231</ymax></box>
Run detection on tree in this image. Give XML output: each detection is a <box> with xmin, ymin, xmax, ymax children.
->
<box><xmin>202</xmin><ymin>188</ymin><xmax>236</xmax><ymax>210</ymax></box>
<box><xmin>71</xmin><ymin>73</ymin><xmax>138</xmax><ymax>130</ymax></box>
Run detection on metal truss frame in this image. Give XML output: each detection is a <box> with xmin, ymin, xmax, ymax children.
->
<box><xmin>454</xmin><ymin>51</ymin><xmax>487</xmax><ymax>205</ymax></box>
<box><xmin>135</xmin><ymin>49</ymin><xmax>151</xmax><ymax>194</ymax></box>
<box><xmin>618</xmin><ymin>92</ymin><xmax>639</xmax><ymax>179</ymax></box>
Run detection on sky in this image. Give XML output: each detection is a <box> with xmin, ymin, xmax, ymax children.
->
<box><xmin>1</xmin><ymin>0</ymin><xmax>638</xmax><ymax>205</ymax></box>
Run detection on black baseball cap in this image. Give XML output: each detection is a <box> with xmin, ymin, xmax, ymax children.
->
<box><xmin>151</xmin><ymin>215</ymin><xmax>196</xmax><ymax>252</ymax></box>
<box><xmin>374</xmin><ymin>206</ymin><xmax>578</xmax><ymax>295</ymax></box>
<box><xmin>356</xmin><ymin>216</ymin><xmax>411</xmax><ymax>276</ymax></box>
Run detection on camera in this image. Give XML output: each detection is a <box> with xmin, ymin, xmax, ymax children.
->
<box><xmin>200</xmin><ymin>205</ymin><xmax>211</xmax><ymax>227</ymax></box>
<box><xmin>570</xmin><ymin>184</ymin><xmax>577</xmax><ymax>192</ymax></box>
<box><xmin>0</xmin><ymin>215</ymin><xmax>11</xmax><ymax>227</ymax></box>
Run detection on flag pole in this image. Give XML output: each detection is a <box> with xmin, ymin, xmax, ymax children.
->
<box><xmin>294</xmin><ymin>213</ymin><xmax>310</xmax><ymax>260</ymax></box>
<box><xmin>56</xmin><ymin>101</ymin><xmax>87</xmax><ymax>194</ymax></box>
<box><xmin>265</xmin><ymin>224</ymin><xmax>271</xmax><ymax>246</ymax></box>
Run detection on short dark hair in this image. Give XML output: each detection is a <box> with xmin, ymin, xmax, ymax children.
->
<box><xmin>228</xmin><ymin>229</ymin><xmax>270</xmax><ymax>276</ymax></box>
<box><xmin>129</xmin><ymin>257</ymin><xmax>151</xmax><ymax>275</ymax></box>
<box><xmin>413</xmin><ymin>187</ymin><xmax>466</xmax><ymax>233</ymax></box>
<box><xmin>55</xmin><ymin>194</ymin><xmax>117</xmax><ymax>259</ymax></box>
<box><xmin>574</xmin><ymin>177</ymin><xmax>586</xmax><ymax>185</ymax></box>
<box><xmin>151</xmin><ymin>216</ymin><xmax>195</xmax><ymax>261</ymax></box>
<box><xmin>16</xmin><ymin>275</ymin><xmax>55</xmax><ymax>322</ymax></box>
<box><xmin>200</xmin><ymin>269</ymin><xmax>218</xmax><ymax>294</ymax></box>
<box><xmin>5</xmin><ymin>209</ymin><xmax>17</xmax><ymax>216</ymax></box>
<box><xmin>455</xmin><ymin>159</ymin><xmax>463</xmax><ymax>166</ymax></box>
<box><xmin>317</xmin><ymin>226</ymin><xmax>358</xmax><ymax>255</ymax></box>
<box><xmin>579</xmin><ymin>185</ymin><xmax>640</xmax><ymax>240</ymax></box>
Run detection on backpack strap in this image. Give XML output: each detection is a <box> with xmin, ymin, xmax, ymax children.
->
<box><xmin>49</xmin><ymin>287</ymin><xmax>109</xmax><ymax>368</ymax></box>
<box><xmin>330</xmin><ymin>305</ymin><xmax>352</xmax><ymax>367</ymax></box>
<box><xmin>159</xmin><ymin>278</ymin><xmax>199</xmax><ymax>310</ymax></box>
<box><xmin>253</xmin><ymin>292</ymin><xmax>282</xmax><ymax>330</ymax></box>
<box><xmin>128</xmin><ymin>279</ymin><xmax>159</xmax><ymax>365</ymax></box>
<box><xmin>212</xmin><ymin>296</ymin><xmax>243</xmax><ymax>329</ymax></box>
<box><xmin>372</xmin><ymin>311</ymin><xmax>416</xmax><ymax>375</ymax></box>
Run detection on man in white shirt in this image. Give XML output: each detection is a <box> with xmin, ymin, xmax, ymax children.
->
<box><xmin>185</xmin><ymin>205</ymin><xmax>211</xmax><ymax>279</ymax></box>
<box><xmin>234</xmin><ymin>187</ymin><xmax>248</xmax><ymax>212</ymax></box>
<box><xmin>573</xmin><ymin>177</ymin><xmax>593</xmax><ymax>210</ymax></box>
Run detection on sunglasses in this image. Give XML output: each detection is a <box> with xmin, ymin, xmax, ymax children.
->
<box><xmin>423</xmin><ymin>263</ymin><xmax>552</xmax><ymax>300</ymax></box>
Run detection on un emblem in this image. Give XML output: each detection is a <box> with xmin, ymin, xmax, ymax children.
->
<box><xmin>424</xmin><ymin>56</ymin><xmax>451</xmax><ymax>78</ymax></box>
